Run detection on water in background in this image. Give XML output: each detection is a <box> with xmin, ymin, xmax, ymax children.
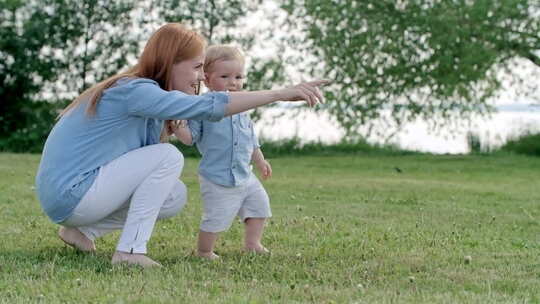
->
<box><xmin>254</xmin><ymin>104</ymin><xmax>540</xmax><ymax>154</ymax></box>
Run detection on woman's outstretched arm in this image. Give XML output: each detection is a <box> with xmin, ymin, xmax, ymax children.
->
<box><xmin>126</xmin><ymin>79</ymin><xmax>329</xmax><ymax>121</ymax></box>
<box><xmin>225</xmin><ymin>80</ymin><xmax>328</xmax><ymax>115</ymax></box>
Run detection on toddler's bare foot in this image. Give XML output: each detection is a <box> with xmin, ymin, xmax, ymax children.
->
<box><xmin>111</xmin><ymin>251</ymin><xmax>162</xmax><ymax>268</ymax></box>
<box><xmin>244</xmin><ymin>245</ymin><xmax>270</xmax><ymax>254</ymax></box>
<box><xmin>197</xmin><ymin>251</ymin><xmax>220</xmax><ymax>260</ymax></box>
<box><xmin>58</xmin><ymin>227</ymin><xmax>96</xmax><ymax>252</ymax></box>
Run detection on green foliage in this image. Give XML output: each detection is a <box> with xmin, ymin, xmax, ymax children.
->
<box><xmin>281</xmin><ymin>0</ymin><xmax>540</xmax><ymax>137</ymax></box>
<box><xmin>153</xmin><ymin>0</ymin><xmax>250</xmax><ymax>44</ymax></box>
<box><xmin>171</xmin><ymin>140</ymin><xmax>200</xmax><ymax>158</ymax></box>
<box><xmin>466</xmin><ymin>131</ymin><xmax>483</xmax><ymax>154</ymax></box>
<box><xmin>499</xmin><ymin>132</ymin><xmax>540</xmax><ymax>156</ymax></box>
<box><xmin>49</xmin><ymin>0</ymin><xmax>140</xmax><ymax>95</ymax></box>
<box><xmin>0</xmin><ymin>0</ymin><xmax>140</xmax><ymax>151</ymax></box>
<box><xmin>255</xmin><ymin>137</ymin><xmax>415</xmax><ymax>157</ymax></box>
<box><xmin>171</xmin><ymin>137</ymin><xmax>415</xmax><ymax>159</ymax></box>
<box><xmin>1</xmin><ymin>0</ymin><xmax>70</xmax><ymax>138</ymax></box>
<box><xmin>0</xmin><ymin>100</ymin><xmax>61</xmax><ymax>153</ymax></box>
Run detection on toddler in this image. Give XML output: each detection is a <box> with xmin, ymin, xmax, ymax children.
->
<box><xmin>174</xmin><ymin>45</ymin><xmax>272</xmax><ymax>259</ymax></box>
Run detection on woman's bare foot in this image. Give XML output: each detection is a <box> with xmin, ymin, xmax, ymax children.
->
<box><xmin>111</xmin><ymin>251</ymin><xmax>162</xmax><ymax>268</ymax></box>
<box><xmin>197</xmin><ymin>251</ymin><xmax>220</xmax><ymax>260</ymax></box>
<box><xmin>58</xmin><ymin>227</ymin><xmax>96</xmax><ymax>252</ymax></box>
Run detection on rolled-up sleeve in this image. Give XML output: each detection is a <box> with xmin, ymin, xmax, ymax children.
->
<box><xmin>125</xmin><ymin>78</ymin><xmax>229</xmax><ymax>121</ymax></box>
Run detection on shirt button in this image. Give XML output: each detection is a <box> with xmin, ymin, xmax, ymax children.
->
<box><xmin>234</xmin><ymin>142</ymin><xmax>238</xmax><ymax>145</ymax></box>
<box><xmin>232</xmin><ymin>165</ymin><xmax>236</xmax><ymax>168</ymax></box>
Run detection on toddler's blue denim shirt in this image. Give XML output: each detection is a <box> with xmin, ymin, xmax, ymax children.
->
<box><xmin>188</xmin><ymin>112</ymin><xmax>260</xmax><ymax>187</ymax></box>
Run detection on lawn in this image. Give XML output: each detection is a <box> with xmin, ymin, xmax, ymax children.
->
<box><xmin>0</xmin><ymin>152</ymin><xmax>539</xmax><ymax>303</ymax></box>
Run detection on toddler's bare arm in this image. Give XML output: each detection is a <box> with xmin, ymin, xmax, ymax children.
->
<box><xmin>172</xmin><ymin>120</ymin><xmax>193</xmax><ymax>145</ymax></box>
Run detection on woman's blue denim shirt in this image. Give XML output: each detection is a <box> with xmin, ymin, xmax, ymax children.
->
<box><xmin>36</xmin><ymin>78</ymin><xmax>229</xmax><ymax>223</ymax></box>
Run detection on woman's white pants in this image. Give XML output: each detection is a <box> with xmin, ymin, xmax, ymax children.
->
<box><xmin>61</xmin><ymin>143</ymin><xmax>186</xmax><ymax>254</ymax></box>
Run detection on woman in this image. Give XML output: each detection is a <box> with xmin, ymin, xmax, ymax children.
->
<box><xmin>35</xmin><ymin>23</ymin><xmax>326</xmax><ymax>267</ymax></box>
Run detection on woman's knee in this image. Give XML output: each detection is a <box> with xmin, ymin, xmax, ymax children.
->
<box><xmin>161</xmin><ymin>143</ymin><xmax>184</xmax><ymax>164</ymax></box>
<box><xmin>155</xmin><ymin>143</ymin><xmax>184</xmax><ymax>176</ymax></box>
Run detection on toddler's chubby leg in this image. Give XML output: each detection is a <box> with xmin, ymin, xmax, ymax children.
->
<box><xmin>197</xmin><ymin>230</ymin><xmax>220</xmax><ymax>260</ymax></box>
<box><xmin>197</xmin><ymin>175</ymin><xmax>242</xmax><ymax>260</ymax></box>
<box><xmin>240</xmin><ymin>174</ymin><xmax>271</xmax><ymax>254</ymax></box>
<box><xmin>244</xmin><ymin>218</ymin><xmax>269</xmax><ymax>254</ymax></box>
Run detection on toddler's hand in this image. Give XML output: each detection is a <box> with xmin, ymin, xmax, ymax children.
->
<box><xmin>170</xmin><ymin>120</ymin><xmax>188</xmax><ymax>137</ymax></box>
<box><xmin>256</xmin><ymin>159</ymin><xmax>272</xmax><ymax>180</ymax></box>
<box><xmin>166</xmin><ymin>120</ymin><xmax>178</xmax><ymax>136</ymax></box>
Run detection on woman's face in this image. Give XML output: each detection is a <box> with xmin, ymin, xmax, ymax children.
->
<box><xmin>170</xmin><ymin>54</ymin><xmax>205</xmax><ymax>94</ymax></box>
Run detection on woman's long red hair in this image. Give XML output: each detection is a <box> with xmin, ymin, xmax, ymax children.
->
<box><xmin>59</xmin><ymin>23</ymin><xmax>206</xmax><ymax>117</ymax></box>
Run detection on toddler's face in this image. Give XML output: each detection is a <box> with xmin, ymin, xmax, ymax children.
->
<box><xmin>205</xmin><ymin>59</ymin><xmax>245</xmax><ymax>92</ymax></box>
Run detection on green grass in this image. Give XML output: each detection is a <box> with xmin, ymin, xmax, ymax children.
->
<box><xmin>1</xmin><ymin>152</ymin><xmax>539</xmax><ymax>303</ymax></box>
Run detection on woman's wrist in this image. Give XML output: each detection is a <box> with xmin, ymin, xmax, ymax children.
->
<box><xmin>274</xmin><ymin>88</ymin><xmax>289</xmax><ymax>102</ymax></box>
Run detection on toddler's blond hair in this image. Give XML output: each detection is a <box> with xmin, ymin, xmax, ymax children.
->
<box><xmin>204</xmin><ymin>45</ymin><xmax>245</xmax><ymax>73</ymax></box>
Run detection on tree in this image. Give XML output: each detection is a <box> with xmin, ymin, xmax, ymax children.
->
<box><xmin>282</xmin><ymin>0</ymin><xmax>540</xmax><ymax>137</ymax></box>
<box><xmin>1</xmin><ymin>0</ymin><xmax>66</xmax><ymax>144</ymax></box>
<box><xmin>51</xmin><ymin>0</ymin><xmax>140</xmax><ymax>98</ymax></box>
<box><xmin>0</xmin><ymin>0</ymin><xmax>139</xmax><ymax>151</ymax></box>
